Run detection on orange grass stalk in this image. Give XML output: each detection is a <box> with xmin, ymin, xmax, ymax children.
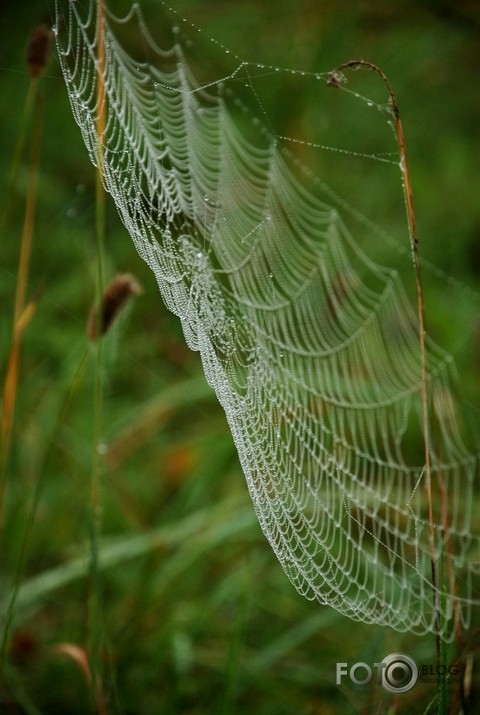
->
<box><xmin>0</xmin><ymin>87</ymin><xmax>44</xmax><ymax>521</ymax></box>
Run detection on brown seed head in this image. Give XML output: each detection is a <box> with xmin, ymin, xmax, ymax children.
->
<box><xmin>26</xmin><ymin>24</ymin><xmax>53</xmax><ymax>78</ymax></box>
<box><xmin>87</xmin><ymin>273</ymin><xmax>143</xmax><ymax>340</ymax></box>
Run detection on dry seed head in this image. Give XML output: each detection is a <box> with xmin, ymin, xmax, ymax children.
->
<box><xmin>26</xmin><ymin>24</ymin><xmax>53</xmax><ymax>78</ymax></box>
<box><xmin>87</xmin><ymin>273</ymin><xmax>143</xmax><ymax>340</ymax></box>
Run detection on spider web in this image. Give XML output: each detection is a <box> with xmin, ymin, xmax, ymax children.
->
<box><xmin>55</xmin><ymin>0</ymin><xmax>479</xmax><ymax>638</ymax></box>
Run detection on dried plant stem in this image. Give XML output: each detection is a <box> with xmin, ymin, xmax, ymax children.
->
<box><xmin>14</xmin><ymin>105</ymin><xmax>43</xmax><ymax>326</ymax></box>
<box><xmin>1</xmin><ymin>23</ymin><xmax>51</xmax><ymax>673</ymax></box>
<box><xmin>0</xmin><ymin>90</ymin><xmax>44</xmax><ymax>524</ymax></box>
<box><xmin>328</xmin><ymin>60</ymin><xmax>442</xmax><ymax>655</ymax></box>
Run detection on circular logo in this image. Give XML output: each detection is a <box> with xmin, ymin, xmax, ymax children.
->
<box><xmin>380</xmin><ymin>653</ymin><xmax>418</xmax><ymax>693</ymax></box>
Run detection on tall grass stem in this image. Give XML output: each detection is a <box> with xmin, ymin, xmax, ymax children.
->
<box><xmin>0</xmin><ymin>86</ymin><xmax>44</xmax><ymax>524</ymax></box>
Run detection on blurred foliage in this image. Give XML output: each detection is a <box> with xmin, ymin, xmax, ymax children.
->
<box><xmin>0</xmin><ymin>0</ymin><xmax>479</xmax><ymax>713</ymax></box>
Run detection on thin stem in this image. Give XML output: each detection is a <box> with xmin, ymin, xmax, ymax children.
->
<box><xmin>0</xmin><ymin>79</ymin><xmax>38</xmax><ymax>232</ymax></box>
<box><xmin>86</xmin><ymin>1</ymin><xmax>108</xmax><ymax>710</ymax></box>
<box><xmin>0</xmin><ymin>348</ymin><xmax>90</xmax><ymax>678</ymax></box>
<box><xmin>328</xmin><ymin>59</ymin><xmax>440</xmax><ymax>651</ymax></box>
<box><xmin>0</xmin><ymin>85</ymin><xmax>44</xmax><ymax>525</ymax></box>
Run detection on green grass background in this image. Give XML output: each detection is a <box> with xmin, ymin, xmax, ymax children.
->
<box><xmin>1</xmin><ymin>0</ymin><xmax>479</xmax><ymax>712</ymax></box>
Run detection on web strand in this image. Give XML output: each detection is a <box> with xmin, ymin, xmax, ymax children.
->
<box><xmin>55</xmin><ymin>0</ymin><xmax>479</xmax><ymax>639</ymax></box>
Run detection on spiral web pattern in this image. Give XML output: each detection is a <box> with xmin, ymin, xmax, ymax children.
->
<box><xmin>55</xmin><ymin>1</ymin><xmax>479</xmax><ymax>637</ymax></box>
